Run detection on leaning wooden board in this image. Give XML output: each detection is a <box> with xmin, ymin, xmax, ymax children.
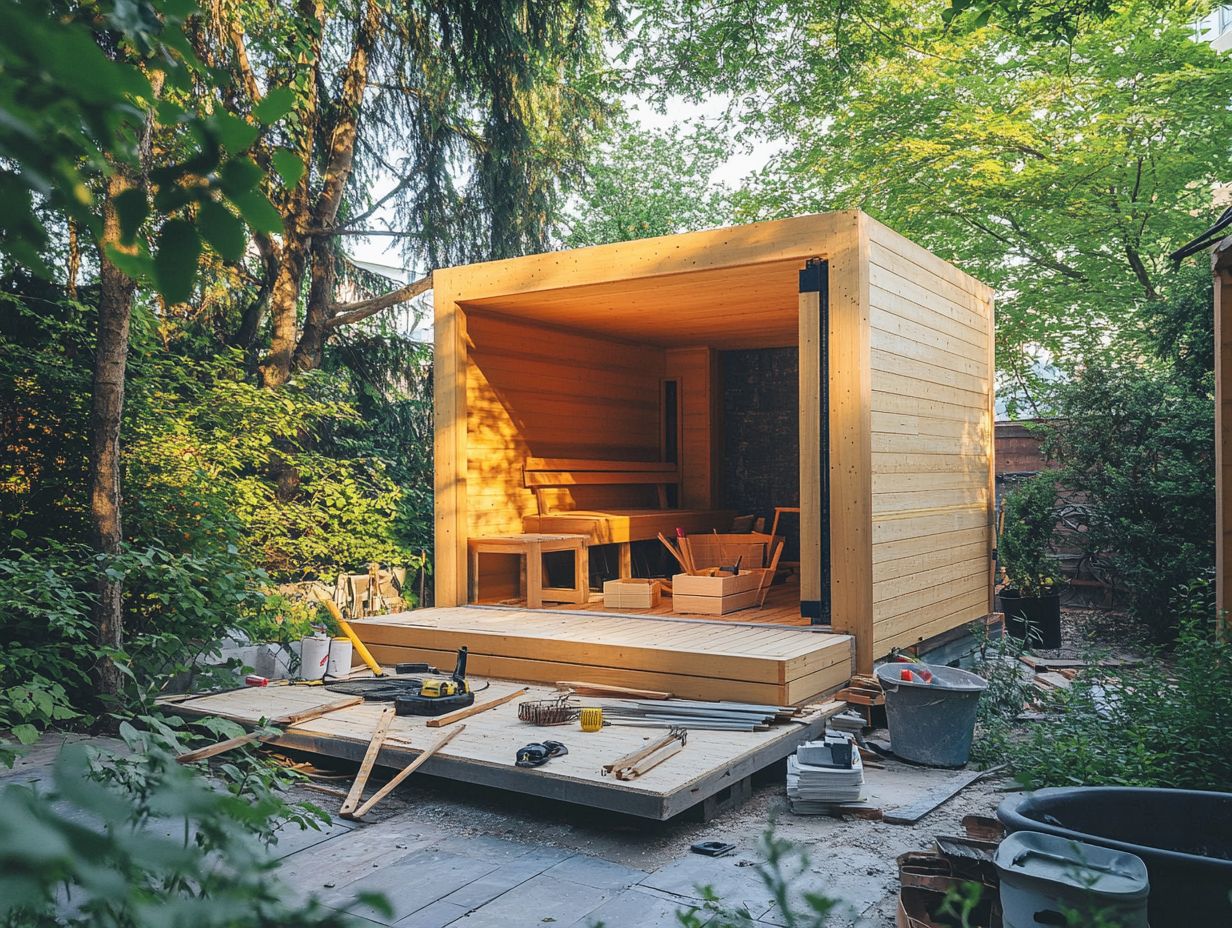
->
<box><xmin>162</xmin><ymin>683</ymin><xmax>846</xmax><ymax>820</ymax></box>
<box><xmin>350</xmin><ymin>606</ymin><xmax>855</xmax><ymax>705</ymax></box>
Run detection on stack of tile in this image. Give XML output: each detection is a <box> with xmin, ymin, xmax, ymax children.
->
<box><xmin>786</xmin><ymin>732</ymin><xmax>865</xmax><ymax>813</ymax></box>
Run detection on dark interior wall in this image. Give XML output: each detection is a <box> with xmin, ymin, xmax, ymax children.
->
<box><xmin>720</xmin><ymin>348</ymin><xmax>800</xmax><ymax>532</ymax></box>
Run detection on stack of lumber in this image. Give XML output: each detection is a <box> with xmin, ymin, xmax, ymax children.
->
<box><xmin>595</xmin><ymin>698</ymin><xmax>802</xmax><ymax>732</ymax></box>
<box><xmin>835</xmin><ymin>673</ymin><xmax>885</xmax><ymax>708</ymax></box>
<box><xmin>787</xmin><ymin>734</ymin><xmax>865</xmax><ymax>812</ymax></box>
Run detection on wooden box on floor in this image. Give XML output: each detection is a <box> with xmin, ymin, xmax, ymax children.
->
<box><xmin>602</xmin><ymin>578</ymin><xmax>662</xmax><ymax>609</ymax></box>
<box><xmin>683</xmin><ymin>533</ymin><xmax>774</xmax><ymax>570</ymax></box>
<box><xmin>672</xmin><ymin>570</ymin><xmax>762</xmax><ymax>615</ymax></box>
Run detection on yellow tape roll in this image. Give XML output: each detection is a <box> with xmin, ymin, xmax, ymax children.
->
<box><xmin>579</xmin><ymin>707</ymin><xmax>603</xmax><ymax>732</ymax></box>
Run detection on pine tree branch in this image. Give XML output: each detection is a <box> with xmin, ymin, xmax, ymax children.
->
<box><xmin>326</xmin><ymin>273</ymin><xmax>432</xmax><ymax>328</ymax></box>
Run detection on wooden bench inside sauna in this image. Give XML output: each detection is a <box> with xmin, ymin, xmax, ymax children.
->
<box><xmin>520</xmin><ymin>457</ymin><xmax>734</xmax><ymax>578</ymax></box>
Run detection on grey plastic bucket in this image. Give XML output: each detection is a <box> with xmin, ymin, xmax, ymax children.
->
<box><xmin>873</xmin><ymin>662</ymin><xmax>988</xmax><ymax>767</ymax></box>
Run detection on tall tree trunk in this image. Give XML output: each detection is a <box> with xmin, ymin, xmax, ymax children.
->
<box><xmin>90</xmin><ymin>170</ymin><xmax>137</xmax><ymax>702</ymax></box>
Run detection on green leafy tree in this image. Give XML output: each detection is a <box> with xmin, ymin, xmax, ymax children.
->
<box><xmin>942</xmin><ymin>0</ymin><xmax>1203</xmax><ymax>42</ymax></box>
<box><xmin>0</xmin><ymin>0</ymin><xmax>298</xmax><ymax>701</ymax></box>
<box><xmin>1043</xmin><ymin>359</ymin><xmax>1214</xmax><ymax>640</ymax></box>
<box><xmin>562</xmin><ymin>120</ymin><xmax>735</xmax><ymax>246</ymax></box>
<box><xmin>191</xmin><ymin>0</ymin><xmax>621</xmax><ymax>387</ymax></box>
<box><xmin>628</xmin><ymin>2</ymin><xmax>1232</xmax><ymax>402</ymax></box>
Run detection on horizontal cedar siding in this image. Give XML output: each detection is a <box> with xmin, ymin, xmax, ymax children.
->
<box><xmin>865</xmin><ymin>220</ymin><xmax>994</xmax><ymax>657</ymax></box>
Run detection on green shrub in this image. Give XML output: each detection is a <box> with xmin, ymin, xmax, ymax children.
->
<box><xmin>999</xmin><ymin>473</ymin><xmax>1062</xmax><ymax>597</ymax></box>
<box><xmin>0</xmin><ymin>731</ymin><xmax>383</xmax><ymax>927</ymax></box>
<box><xmin>1043</xmin><ymin>360</ymin><xmax>1214</xmax><ymax>640</ymax></box>
<box><xmin>1005</xmin><ymin>579</ymin><xmax>1232</xmax><ymax>791</ymax></box>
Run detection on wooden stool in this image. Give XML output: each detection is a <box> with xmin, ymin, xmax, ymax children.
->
<box><xmin>468</xmin><ymin>533</ymin><xmax>589</xmax><ymax>608</ymax></box>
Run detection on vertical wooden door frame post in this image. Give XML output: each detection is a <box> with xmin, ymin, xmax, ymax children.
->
<box><xmin>433</xmin><ymin>272</ymin><xmax>469</xmax><ymax>607</ymax></box>
<box><xmin>798</xmin><ymin>259</ymin><xmax>830</xmax><ymax>626</ymax></box>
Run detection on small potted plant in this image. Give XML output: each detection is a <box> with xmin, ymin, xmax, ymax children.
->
<box><xmin>997</xmin><ymin>473</ymin><xmax>1063</xmax><ymax>649</ymax></box>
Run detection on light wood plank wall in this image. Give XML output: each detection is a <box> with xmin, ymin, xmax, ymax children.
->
<box><xmin>664</xmin><ymin>347</ymin><xmax>719</xmax><ymax>509</ymax></box>
<box><xmin>465</xmin><ymin>311</ymin><xmax>665</xmax><ymax>540</ymax></box>
<box><xmin>864</xmin><ymin>218</ymin><xmax>995</xmax><ymax>658</ymax></box>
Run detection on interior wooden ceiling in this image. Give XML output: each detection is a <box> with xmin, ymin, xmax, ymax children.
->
<box><xmin>459</xmin><ymin>258</ymin><xmax>804</xmax><ymax>349</ymax></box>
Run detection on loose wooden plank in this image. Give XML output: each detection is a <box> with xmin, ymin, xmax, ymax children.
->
<box><xmin>274</xmin><ymin>695</ymin><xmax>364</xmax><ymax>726</ymax></box>
<box><xmin>339</xmin><ymin>706</ymin><xmax>397</xmax><ymax>816</ymax></box>
<box><xmin>176</xmin><ymin>732</ymin><xmax>264</xmax><ymax>765</ymax></box>
<box><xmin>174</xmin><ymin>695</ymin><xmax>365</xmax><ymax>764</ymax></box>
<box><xmin>426</xmin><ymin>687</ymin><xmax>528</xmax><ymax>727</ymax></box>
<box><xmin>557</xmin><ymin>681</ymin><xmax>673</xmax><ymax>700</ymax></box>
<box><xmin>347</xmin><ymin>725</ymin><xmax>467</xmax><ymax>819</ymax></box>
<box><xmin>882</xmin><ymin>766</ymin><xmax>1001</xmax><ymax>825</ymax></box>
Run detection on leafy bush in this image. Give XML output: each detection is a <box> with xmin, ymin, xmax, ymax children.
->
<box><xmin>0</xmin><ymin>731</ymin><xmax>383</xmax><ymax>927</ymax></box>
<box><xmin>0</xmin><ymin>539</ymin><xmax>271</xmax><ymax>745</ymax></box>
<box><xmin>1004</xmin><ymin>580</ymin><xmax>1232</xmax><ymax>791</ymax></box>
<box><xmin>999</xmin><ymin>473</ymin><xmax>1061</xmax><ymax>597</ymax></box>
<box><xmin>1043</xmin><ymin>360</ymin><xmax>1214</xmax><ymax>641</ymax></box>
<box><xmin>1</xmin><ymin>297</ymin><xmax>431</xmax><ymax>747</ymax></box>
<box><xmin>0</xmin><ymin>543</ymin><xmax>99</xmax><ymax>750</ymax></box>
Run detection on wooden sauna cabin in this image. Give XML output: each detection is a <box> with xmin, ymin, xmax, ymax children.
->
<box><xmin>431</xmin><ymin>210</ymin><xmax>996</xmax><ymax>672</ymax></box>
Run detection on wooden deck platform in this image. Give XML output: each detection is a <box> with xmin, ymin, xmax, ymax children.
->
<box><xmin>352</xmin><ymin>606</ymin><xmax>854</xmax><ymax>705</ymax></box>
<box><xmin>167</xmin><ymin>683</ymin><xmax>845</xmax><ymax>819</ymax></box>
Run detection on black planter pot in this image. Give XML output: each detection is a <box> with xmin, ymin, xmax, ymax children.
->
<box><xmin>998</xmin><ymin>589</ymin><xmax>1062</xmax><ymax>649</ymax></box>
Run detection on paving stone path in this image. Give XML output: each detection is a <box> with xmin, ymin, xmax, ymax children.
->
<box><xmin>271</xmin><ymin>815</ymin><xmax>887</xmax><ymax>927</ymax></box>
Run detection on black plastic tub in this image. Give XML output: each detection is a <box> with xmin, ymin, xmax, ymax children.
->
<box><xmin>997</xmin><ymin>787</ymin><xmax>1232</xmax><ymax>928</ymax></box>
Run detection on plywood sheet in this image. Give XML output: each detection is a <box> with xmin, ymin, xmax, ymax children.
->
<box><xmin>165</xmin><ymin>682</ymin><xmax>846</xmax><ymax>819</ymax></box>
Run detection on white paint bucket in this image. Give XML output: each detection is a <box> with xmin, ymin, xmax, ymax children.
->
<box><xmin>327</xmin><ymin>637</ymin><xmax>353</xmax><ymax>677</ymax></box>
<box><xmin>300</xmin><ymin>634</ymin><xmax>330</xmax><ymax>680</ymax></box>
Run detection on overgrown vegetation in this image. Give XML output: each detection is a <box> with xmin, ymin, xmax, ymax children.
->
<box><xmin>0</xmin><ymin>727</ymin><xmax>384</xmax><ymax>927</ymax></box>
<box><xmin>973</xmin><ymin>580</ymin><xmax>1232</xmax><ymax>792</ymax></box>
<box><xmin>1043</xmin><ymin>361</ymin><xmax>1214</xmax><ymax>641</ymax></box>
<box><xmin>998</xmin><ymin>473</ymin><xmax>1061</xmax><ymax>597</ymax></box>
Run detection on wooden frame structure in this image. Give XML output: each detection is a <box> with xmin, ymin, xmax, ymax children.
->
<box><xmin>433</xmin><ymin>211</ymin><xmax>995</xmax><ymax>671</ymax></box>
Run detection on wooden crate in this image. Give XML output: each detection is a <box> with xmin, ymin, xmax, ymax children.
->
<box><xmin>672</xmin><ymin>569</ymin><xmax>763</xmax><ymax>615</ymax></box>
<box><xmin>682</xmin><ymin>533</ymin><xmax>774</xmax><ymax>570</ymax></box>
<box><xmin>602</xmin><ymin>578</ymin><xmax>662</xmax><ymax>609</ymax></box>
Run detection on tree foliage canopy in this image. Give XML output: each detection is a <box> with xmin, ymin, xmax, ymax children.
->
<box><xmin>631</xmin><ymin>1</ymin><xmax>1232</xmax><ymax>398</ymax></box>
<box><xmin>563</xmin><ymin>119</ymin><xmax>734</xmax><ymax>247</ymax></box>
